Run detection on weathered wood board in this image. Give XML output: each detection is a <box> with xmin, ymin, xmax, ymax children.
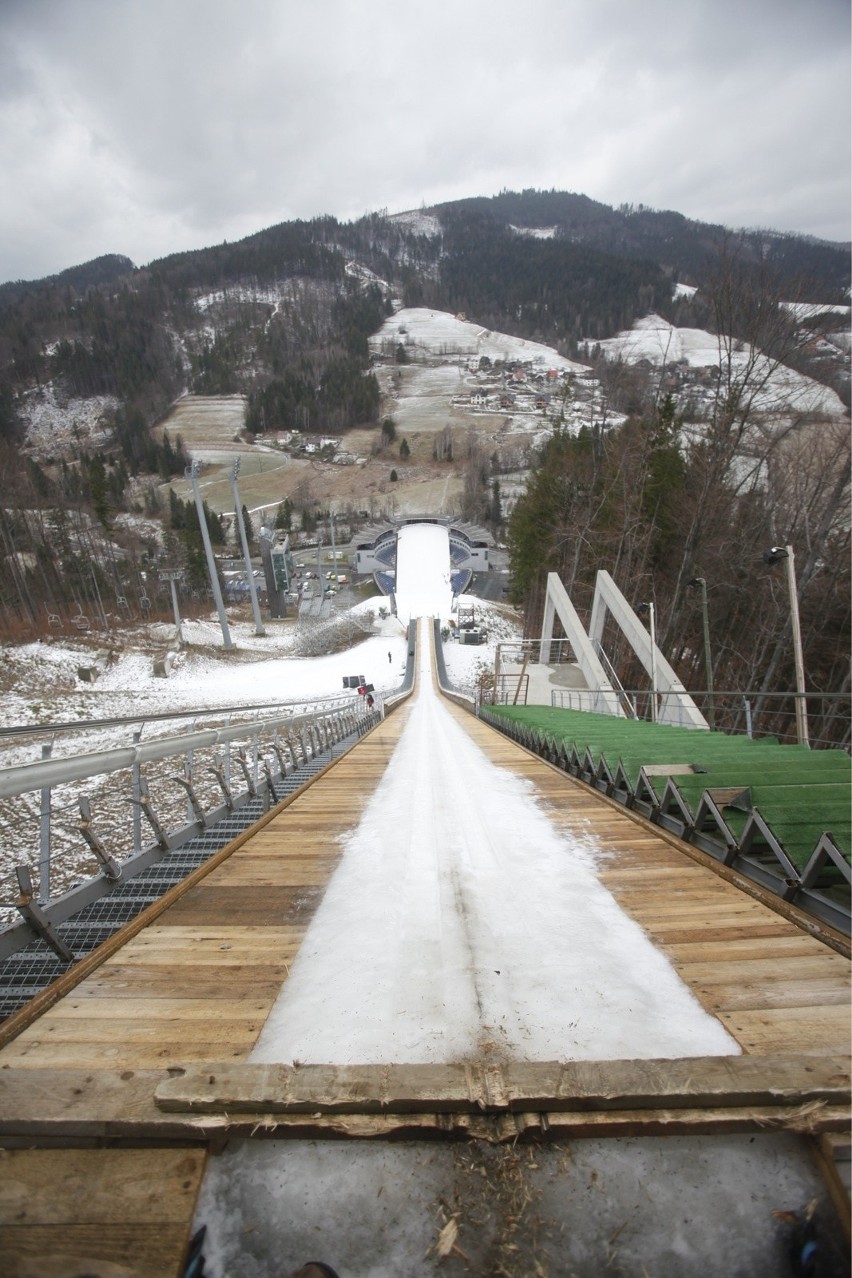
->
<box><xmin>0</xmin><ymin>622</ymin><xmax>848</xmax><ymax>1275</ymax></box>
<box><xmin>0</xmin><ymin>1146</ymin><xmax>206</xmax><ymax>1278</ymax></box>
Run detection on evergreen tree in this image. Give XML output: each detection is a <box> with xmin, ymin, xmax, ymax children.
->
<box><xmin>381</xmin><ymin>418</ymin><xmax>397</xmax><ymax>446</ymax></box>
<box><xmin>241</xmin><ymin>504</ymin><xmax>254</xmax><ymax>546</ymax></box>
<box><xmin>87</xmin><ymin>456</ymin><xmax>111</xmax><ymax>529</ymax></box>
<box><xmin>169</xmin><ymin>488</ymin><xmax>185</xmax><ymax>529</ymax></box>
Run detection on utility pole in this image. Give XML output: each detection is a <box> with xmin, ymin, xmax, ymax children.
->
<box><xmin>230</xmin><ymin>460</ymin><xmax>265</xmax><ymax>635</ymax></box>
<box><xmin>785</xmin><ymin>547</ymin><xmax>809</xmax><ymax>748</ymax></box>
<box><xmin>648</xmin><ymin>602</ymin><xmax>658</xmax><ymax>724</ymax></box>
<box><xmin>638</xmin><ymin>601</ymin><xmax>657</xmax><ymax>724</ymax></box>
<box><xmin>763</xmin><ymin>545</ymin><xmax>809</xmax><ymax>747</ymax></box>
<box><xmin>187</xmin><ymin>461</ymin><xmax>233</xmax><ymax>650</ymax></box>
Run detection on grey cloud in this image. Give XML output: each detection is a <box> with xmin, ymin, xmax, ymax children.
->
<box><xmin>0</xmin><ymin>0</ymin><xmax>848</xmax><ymax>282</ymax></box>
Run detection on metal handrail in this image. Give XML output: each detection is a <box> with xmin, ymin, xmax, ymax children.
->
<box><xmin>549</xmin><ymin>687</ymin><xmax>851</xmax><ymax>748</ymax></box>
<box><xmin>0</xmin><ymin>705</ymin><xmax>348</xmax><ymax>800</ymax></box>
<box><xmin>0</xmin><ymin>698</ymin><xmax>376</xmax><ymax>933</ymax></box>
<box><xmin>0</xmin><ymin>692</ymin><xmax>359</xmax><ymax>742</ymax></box>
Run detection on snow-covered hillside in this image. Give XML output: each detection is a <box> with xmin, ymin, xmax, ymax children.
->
<box><xmin>387</xmin><ymin>209</ymin><xmax>442</xmax><ymax>237</ymax></box>
<box><xmin>595</xmin><ymin>313</ymin><xmax>847</xmax><ymax>418</ymax></box>
<box><xmin>372</xmin><ymin>306</ymin><xmax>587</xmax><ymax>372</ymax></box>
<box><xmin>19</xmin><ymin>384</ymin><xmax>119</xmax><ymax>460</ymax></box>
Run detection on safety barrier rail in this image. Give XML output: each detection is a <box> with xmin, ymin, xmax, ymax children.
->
<box><xmin>432</xmin><ymin>620</ymin><xmax>476</xmax><ymax>711</ymax></box>
<box><xmin>551</xmin><ymin>688</ymin><xmax>852</xmax><ymax>748</ymax></box>
<box><xmin>0</xmin><ymin>697</ymin><xmax>380</xmax><ymax>955</ymax></box>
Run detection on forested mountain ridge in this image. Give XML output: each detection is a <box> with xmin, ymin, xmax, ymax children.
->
<box><xmin>427</xmin><ymin>189</ymin><xmax>850</xmax><ymax>301</ymax></box>
<box><xmin>0</xmin><ymin>254</ymin><xmax>136</xmax><ymax>311</ymax></box>
<box><xmin>1</xmin><ymin>188</ymin><xmax>848</xmax><ymax>443</ymax></box>
<box><xmin>0</xmin><ymin>190</ymin><xmax>848</xmax><ymax>745</ymax></box>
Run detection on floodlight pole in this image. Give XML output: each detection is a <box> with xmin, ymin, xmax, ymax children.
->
<box><xmin>230</xmin><ymin>460</ymin><xmax>265</xmax><ymax>635</ymax></box>
<box><xmin>647</xmin><ymin>602</ymin><xmax>658</xmax><ymax>724</ymax></box>
<box><xmin>763</xmin><ymin>544</ymin><xmax>809</xmax><ymax>747</ymax></box>
<box><xmin>187</xmin><ymin>461</ymin><xmax>234</xmax><ymax>650</ymax></box>
<box><xmin>784</xmin><ymin>546</ymin><xmax>809</xmax><ymax>747</ymax></box>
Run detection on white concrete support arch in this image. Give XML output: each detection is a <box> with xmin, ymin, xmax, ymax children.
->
<box><xmin>589</xmin><ymin>571</ymin><xmax>708</xmax><ymax>729</ymax></box>
<box><xmin>540</xmin><ymin>573</ymin><xmax>623</xmax><ymax>716</ymax></box>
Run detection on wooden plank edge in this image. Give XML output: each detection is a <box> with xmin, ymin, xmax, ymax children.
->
<box><xmin>0</xmin><ymin>725</ymin><xmax>396</xmax><ymax>1051</ymax></box>
<box><xmin>1</xmin><ymin>1105</ymin><xmax>848</xmax><ymax>1147</ymax></box>
<box><xmin>812</xmin><ymin>1132</ymin><xmax>852</xmax><ymax>1243</ymax></box>
<box><xmin>3</xmin><ymin>1060</ymin><xmax>848</xmax><ymax>1143</ymax></box>
<box><xmin>154</xmin><ymin>1055</ymin><xmax>851</xmax><ymax>1116</ymax></box>
<box><xmin>463</xmin><ymin>715</ymin><xmax>852</xmax><ymax>959</ymax></box>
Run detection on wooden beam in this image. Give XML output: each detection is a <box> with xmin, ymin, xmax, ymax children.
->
<box><xmin>0</xmin><ymin>1077</ymin><xmax>848</xmax><ymax>1146</ymax></box>
<box><xmin>2</xmin><ymin>1058</ymin><xmax>847</xmax><ymax>1144</ymax></box>
<box><xmin>154</xmin><ymin>1054</ymin><xmax>851</xmax><ymax>1116</ymax></box>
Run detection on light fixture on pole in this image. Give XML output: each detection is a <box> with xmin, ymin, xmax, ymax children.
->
<box><xmin>763</xmin><ymin>544</ymin><xmax>809</xmax><ymax>747</ymax></box>
<box><xmin>688</xmin><ymin>576</ymin><xmax>715</xmax><ymax>728</ymax></box>
<box><xmin>636</xmin><ymin>601</ymin><xmax>657</xmax><ymax>724</ymax></box>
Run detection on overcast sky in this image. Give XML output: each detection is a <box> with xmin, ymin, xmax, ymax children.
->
<box><xmin>1</xmin><ymin>0</ymin><xmax>849</xmax><ymax>285</ymax></box>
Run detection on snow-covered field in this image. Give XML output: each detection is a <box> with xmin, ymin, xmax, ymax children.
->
<box><xmin>781</xmin><ymin>300</ymin><xmax>851</xmax><ymax>323</ymax></box>
<box><xmin>0</xmin><ymin>606</ymin><xmax>408</xmax><ymax>751</ymax></box>
<box><xmin>0</xmin><ymin>591</ymin><xmax>510</xmax><ymax>739</ymax></box>
<box><xmin>371</xmin><ymin>306</ymin><xmax>587</xmax><ymax>373</ymax></box>
<box><xmin>387</xmin><ymin>209</ymin><xmax>442</xmax><ymax>237</ymax></box>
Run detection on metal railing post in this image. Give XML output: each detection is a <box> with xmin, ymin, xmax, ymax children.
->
<box><xmin>38</xmin><ymin>741</ymin><xmax>53</xmax><ymax>904</ymax></box>
<box><xmin>185</xmin><ymin>747</ymin><xmax>194</xmax><ymax>826</ymax></box>
<box><xmin>131</xmin><ymin>727</ymin><xmax>143</xmax><ymax>854</ymax></box>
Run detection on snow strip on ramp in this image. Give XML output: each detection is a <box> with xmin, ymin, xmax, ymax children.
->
<box><xmin>251</xmin><ymin>621</ymin><xmax>738</xmax><ymax>1066</ymax></box>
<box><xmin>394</xmin><ymin>522</ymin><xmax>452</xmax><ymax>624</ymax></box>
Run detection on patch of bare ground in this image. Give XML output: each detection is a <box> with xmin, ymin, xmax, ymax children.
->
<box><xmin>154</xmin><ymin>397</ymin><xmax>495</xmax><ymax>520</ymax></box>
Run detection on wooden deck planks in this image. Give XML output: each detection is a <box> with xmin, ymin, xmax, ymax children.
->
<box><xmin>0</xmin><ymin>700</ymin><xmax>415</xmax><ymax>1075</ymax></box>
<box><xmin>0</xmin><ymin>633</ymin><xmax>848</xmax><ymax>1275</ymax></box>
<box><xmin>0</xmin><ymin>655</ymin><xmax>848</xmax><ymax>1073</ymax></box>
<box><xmin>0</xmin><ymin>1147</ymin><xmax>205</xmax><ymax>1278</ymax></box>
<box><xmin>440</xmin><ymin>695</ymin><xmax>851</xmax><ymax>1059</ymax></box>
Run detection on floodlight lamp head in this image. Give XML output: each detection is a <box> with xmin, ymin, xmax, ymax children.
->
<box><xmin>763</xmin><ymin>545</ymin><xmax>788</xmax><ymax>566</ymax></box>
<box><xmin>687</xmin><ymin>577</ymin><xmax>705</xmax><ymax>589</ymax></box>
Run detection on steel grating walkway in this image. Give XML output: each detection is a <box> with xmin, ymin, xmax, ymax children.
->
<box><xmin>0</xmin><ymin>732</ymin><xmax>360</xmax><ymax>1020</ymax></box>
